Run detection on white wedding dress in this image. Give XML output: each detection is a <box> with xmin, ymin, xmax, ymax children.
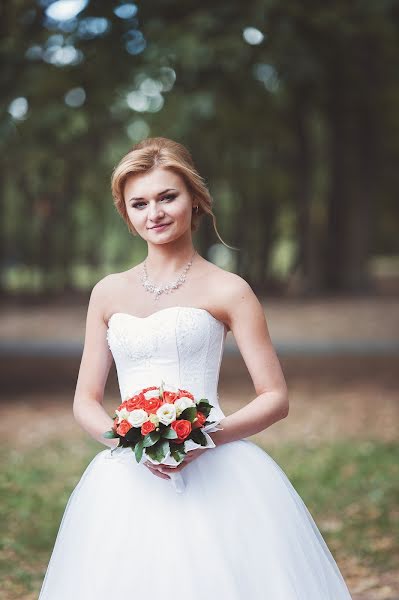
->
<box><xmin>38</xmin><ymin>306</ymin><xmax>353</xmax><ymax>599</ymax></box>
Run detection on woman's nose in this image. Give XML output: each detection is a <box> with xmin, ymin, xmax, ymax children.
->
<box><xmin>148</xmin><ymin>202</ymin><xmax>164</xmax><ymax>219</ymax></box>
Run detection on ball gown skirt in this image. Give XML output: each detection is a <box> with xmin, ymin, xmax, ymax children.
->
<box><xmin>38</xmin><ymin>306</ymin><xmax>353</xmax><ymax>599</ymax></box>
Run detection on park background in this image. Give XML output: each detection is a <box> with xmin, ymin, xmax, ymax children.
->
<box><xmin>0</xmin><ymin>1</ymin><xmax>398</xmax><ymax>598</ymax></box>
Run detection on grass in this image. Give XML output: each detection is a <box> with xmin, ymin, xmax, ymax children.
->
<box><xmin>269</xmin><ymin>440</ymin><xmax>399</xmax><ymax>570</ymax></box>
<box><xmin>0</xmin><ymin>438</ymin><xmax>397</xmax><ymax>599</ymax></box>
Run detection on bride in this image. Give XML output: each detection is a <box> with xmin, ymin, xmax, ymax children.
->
<box><xmin>38</xmin><ymin>137</ymin><xmax>353</xmax><ymax>599</ymax></box>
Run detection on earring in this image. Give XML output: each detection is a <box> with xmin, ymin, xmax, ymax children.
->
<box><xmin>193</xmin><ymin>205</ymin><xmax>199</xmax><ymax>213</ymax></box>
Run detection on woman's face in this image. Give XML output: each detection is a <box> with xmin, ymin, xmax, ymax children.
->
<box><xmin>123</xmin><ymin>167</ymin><xmax>194</xmax><ymax>243</ymax></box>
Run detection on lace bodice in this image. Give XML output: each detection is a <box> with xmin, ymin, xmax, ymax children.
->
<box><xmin>106</xmin><ymin>306</ymin><xmax>227</xmax><ymax>421</ymax></box>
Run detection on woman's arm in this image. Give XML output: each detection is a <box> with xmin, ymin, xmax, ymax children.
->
<box><xmin>210</xmin><ymin>275</ymin><xmax>289</xmax><ymax>447</ymax></box>
<box><xmin>72</xmin><ymin>276</ymin><xmax>119</xmax><ymax>449</ymax></box>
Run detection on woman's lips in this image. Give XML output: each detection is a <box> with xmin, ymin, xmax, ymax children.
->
<box><xmin>150</xmin><ymin>223</ymin><xmax>171</xmax><ymax>231</ymax></box>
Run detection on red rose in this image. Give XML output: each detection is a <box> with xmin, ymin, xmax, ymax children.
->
<box><xmin>126</xmin><ymin>394</ymin><xmax>146</xmax><ymax>411</ymax></box>
<box><xmin>141</xmin><ymin>420</ymin><xmax>156</xmax><ymax>435</ymax></box>
<box><xmin>178</xmin><ymin>389</ymin><xmax>195</xmax><ymax>401</ymax></box>
<box><xmin>142</xmin><ymin>386</ymin><xmax>159</xmax><ymax>393</ymax></box>
<box><xmin>116</xmin><ymin>419</ymin><xmax>132</xmax><ymax>436</ymax></box>
<box><xmin>171</xmin><ymin>419</ymin><xmax>192</xmax><ymax>443</ymax></box>
<box><xmin>192</xmin><ymin>411</ymin><xmax>206</xmax><ymax>429</ymax></box>
<box><xmin>143</xmin><ymin>398</ymin><xmax>162</xmax><ymax>414</ymax></box>
<box><xmin>163</xmin><ymin>391</ymin><xmax>179</xmax><ymax>404</ymax></box>
<box><xmin>116</xmin><ymin>400</ymin><xmax>128</xmax><ymax>411</ymax></box>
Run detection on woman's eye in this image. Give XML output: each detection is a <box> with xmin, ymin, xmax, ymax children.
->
<box><xmin>131</xmin><ymin>194</ymin><xmax>176</xmax><ymax>209</ymax></box>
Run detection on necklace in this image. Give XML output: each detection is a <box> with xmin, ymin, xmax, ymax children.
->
<box><xmin>140</xmin><ymin>250</ymin><xmax>197</xmax><ymax>301</ymax></box>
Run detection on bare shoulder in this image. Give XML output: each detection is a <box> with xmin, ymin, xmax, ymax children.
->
<box><xmin>90</xmin><ymin>272</ymin><xmax>119</xmax><ymax>299</ymax></box>
<box><xmin>88</xmin><ymin>272</ymin><xmax>127</xmax><ymax>324</ymax></box>
<box><xmin>217</xmin><ymin>271</ymin><xmax>262</xmax><ymax>327</ymax></box>
<box><xmin>200</xmin><ymin>259</ymin><xmax>255</xmax><ymax>302</ymax></box>
<box><xmin>198</xmin><ymin>259</ymin><xmax>261</xmax><ymax>328</ymax></box>
<box><xmin>218</xmin><ymin>270</ymin><xmax>254</xmax><ymax>299</ymax></box>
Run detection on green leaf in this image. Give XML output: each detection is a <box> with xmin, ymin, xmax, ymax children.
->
<box><xmin>124</xmin><ymin>427</ymin><xmax>141</xmax><ymax>443</ymax></box>
<box><xmin>190</xmin><ymin>429</ymin><xmax>207</xmax><ymax>446</ymax></box>
<box><xmin>179</xmin><ymin>406</ymin><xmax>198</xmax><ymax>422</ymax></box>
<box><xmin>170</xmin><ymin>444</ymin><xmax>186</xmax><ymax>463</ymax></box>
<box><xmin>161</xmin><ymin>427</ymin><xmax>178</xmax><ymax>439</ymax></box>
<box><xmin>103</xmin><ymin>430</ymin><xmax>118</xmax><ymax>439</ymax></box>
<box><xmin>143</xmin><ymin>431</ymin><xmax>161</xmax><ymax>447</ymax></box>
<box><xmin>146</xmin><ymin>439</ymin><xmax>169</xmax><ymax>462</ymax></box>
<box><xmin>197</xmin><ymin>402</ymin><xmax>211</xmax><ymax>417</ymax></box>
<box><xmin>134</xmin><ymin>440</ymin><xmax>144</xmax><ymax>463</ymax></box>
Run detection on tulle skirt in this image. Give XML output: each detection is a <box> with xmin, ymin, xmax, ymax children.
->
<box><xmin>38</xmin><ymin>439</ymin><xmax>353</xmax><ymax>599</ymax></box>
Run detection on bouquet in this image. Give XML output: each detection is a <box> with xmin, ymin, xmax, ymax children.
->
<box><xmin>103</xmin><ymin>380</ymin><xmax>223</xmax><ymax>493</ymax></box>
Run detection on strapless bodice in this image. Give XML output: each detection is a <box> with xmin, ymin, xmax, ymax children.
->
<box><xmin>106</xmin><ymin>306</ymin><xmax>227</xmax><ymax>420</ymax></box>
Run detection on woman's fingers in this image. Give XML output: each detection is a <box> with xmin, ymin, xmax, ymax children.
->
<box><xmin>144</xmin><ymin>462</ymin><xmax>171</xmax><ymax>480</ymax></box>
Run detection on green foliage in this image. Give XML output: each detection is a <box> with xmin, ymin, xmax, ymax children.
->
<box><xmin>179</xmin><ymin>406</ymin><xmax>197</xmax><ymax>422</ymax></box>
<box><xmin>142</xmin><ymin>430</ymin><xmax>161</xmax><ymax>447</ymax></box>
<box><xmin>1</xmin><ymin>0</ymin><xmax>399</xmax><ymax>294</ymax></box>
<box><xmin>161</xmin><ymin>427</ymin><xmax>179</xmax><ymax>439</ymax></box>
<box><xmin>196</xmin><ymin>401</ymin><xmax>212</xmax><ymax>418</ymax></box>
<box><xmin>103</xmin><ymin>430</ymin><xmax>117</xmax><ymax>439</ymax></box>
<box><xmin>134</xmin><ymin>439</ymin><xmax>144</xmax><ymax>463</ymax></box>
<box><xmin>190</xmin><ymin>429</ymin><xmax>207</xmax><ymax>446</ymax></box>
<box><xmin>170</xmin><ymin>443</ymin><xmax>187</xmax><ymax>464</ymax></box>
<box><xmin>144</xmin><ymin>438</ymin><xmax>170</xmax><ymax>462</ymax></box>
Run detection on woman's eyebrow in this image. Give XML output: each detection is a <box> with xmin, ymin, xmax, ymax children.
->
<box><xmin>128</xmin><ymin>188</ymin><xmax>178</xmax><ymax>202</ymax></box>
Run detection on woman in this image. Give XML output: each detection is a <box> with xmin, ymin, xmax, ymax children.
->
<box><xmin>38</xmin><ymin>137</ymin><xmax>353</xmax><ymax>599</ymax></box>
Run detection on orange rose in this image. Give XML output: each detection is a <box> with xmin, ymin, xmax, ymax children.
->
<box><xmin>126</xmin><ymin>394</ymin><xmax>146</xmax><ymax>411</ymax></box>
<box><xmin>178</xmin><ymin>389</ymin><xmax>195</xmax><ymax>401</ymax></box>
<box><xmin>143</xmin><ymin>398</ymin><xmax>163</xmax><ymax>414</ymax></box>
<box><xmin>171</xmin><ymin>419</ymin><xmax>192</xmax><ymax>443</ymax></box>
<box><xmin>192</xmin><ymin>411</ymin><xmax>206</xmax><ymax>429</ymax></box>
<box><xmin>142</xmin><ymin>386</ymin><xmax>159</xmax><ymax>393</ymax></box>
<box><xmin>141</xmin><ymin>420</ymin><xmax>156</xmax><ymax>435</ymax></box>
<box><xmin>163</xmin><ymin>391</ymin><xmax>179</xmax><ymax>404</ymax></box>
<box><xmin>116</xmin><ymin>419</ymin><xmax>132</xmax><ymax>436</ymax></box>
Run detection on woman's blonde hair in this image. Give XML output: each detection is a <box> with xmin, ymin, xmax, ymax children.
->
<box><xmin>110</xmin><ymin>137</ymin><xmax>238</xmax><ymax>250</ymax></box>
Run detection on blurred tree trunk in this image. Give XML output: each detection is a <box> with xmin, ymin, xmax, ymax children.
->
<box><xmin>291</xmin><ymin>86</ymin><xmax>321</xmax><ymax>294</ymax></box>
<box><xmin>324</xmin><ymin>36</ymin><xmax>376</xmax><ymax>293</ymax></box>
<box><xmin>344</xmin><ymin>38</ymin><xmax>377</xmax><ymax>293</ymax></box>
<box><xmin>0</xmin><ymin>174</ymin><xmax>6</xmax><ymax>296</ymax></box>
<box><xmin>324</xmin><ymin>59</ymin><xmax>351</xmax><ymax>292</ymax></box>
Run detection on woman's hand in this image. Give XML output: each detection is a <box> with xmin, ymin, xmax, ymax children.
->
<box><xmin>143</xmin><ymin>447</ymin><xmax>208</xmax><ymax>479</ymax></box>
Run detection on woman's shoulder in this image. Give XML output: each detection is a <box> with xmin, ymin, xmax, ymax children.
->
<box><xmin>199</xmin><ymin>260</ymin><xmax>256</xmax><ymax>314</ymax></box>
<box><xmin>202</xmin><ymin>260</ymin><xmax>253</xmax><ymax>294</ymax></box>
<box><xmin>89</xmin><ymin>269</ymin><xmax>138</xmax><ymax>306</ymax></box>
<box><xmin>92</xmin><ymin>266</ymin><xmax>140</xmax><ymax>290</ymax></box>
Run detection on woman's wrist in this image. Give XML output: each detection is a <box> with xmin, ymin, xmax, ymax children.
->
<box><xmin>208</xmin><ymin>418</ymin><xmax>228</xmax><ymax>447</ymax></box>
<box><xmin>104</xmin><ymin>437</ymin><xmax>119</xmax><ymax>449</ymax></box>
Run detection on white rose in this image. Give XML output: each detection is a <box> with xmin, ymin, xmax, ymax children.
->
<box><xmin>127</xmin><ymin>409</ymin><xmax>149</xmax><ymax>428</ymax></box>
<box><xmin>115</xmin><ymin>407</ymin><xmax>130</xmax><ymax>423</ymax></box>
<box><xmin>144</xmin><ymin>389</ymin><xmax>161</xmax><ymax>400</ymax></box>
<box><xmin>156</xmin><ymin>403</ymin><xmax>177</xmax><ymax>425</ymax></box>
<box><xmin>174</xmin><ymin>397</ymin><xmax>195</xmax><ymax>416</ymax></box>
